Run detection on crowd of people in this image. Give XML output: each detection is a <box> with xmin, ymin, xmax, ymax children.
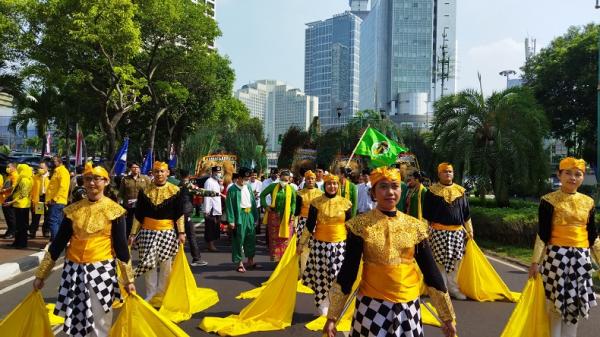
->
<box><xmin>0</xmin><ymin>154</ymin><xmax>593</xmax><ymax>337</ymax></box>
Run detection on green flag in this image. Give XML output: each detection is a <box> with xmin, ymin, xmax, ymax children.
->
<box><xmin>354</xmin><ymin>127</ymin><xmax>407</xmax><ymax>167</ymax></box>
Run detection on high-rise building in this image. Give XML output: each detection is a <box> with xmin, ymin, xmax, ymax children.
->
<box><xmin>305</xmin><ymin>12</ymin><xmax>361</xmax><ymax>130</ymax></box>
<box><xmin>197</xmin><ymin>0</ymin><xmax>216</xmax><ymax>48</ymax></box>
<box><xmin>235</xmin><ymin>80</ymin><xmax>318</xmax><ymax>152</ymax></box>
<box><xmin>349</xmin><ymin>0</ymin><xmax>370</xmax><ymax>19</ymax></box>
<box><xmin>359</xmin><ymin>0</ymin><xmax>457</xmax><ymax>129</ymax></box>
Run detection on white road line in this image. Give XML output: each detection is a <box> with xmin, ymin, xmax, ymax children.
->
<box><xmin>485</xmin><ymin>254</ymin><xmax>527</xmax><ymax>272</ymax></box>
<box><xmin>0</xmin><ymin>265</ymin><xmax>62</xmax><ymax>295</ymax></box>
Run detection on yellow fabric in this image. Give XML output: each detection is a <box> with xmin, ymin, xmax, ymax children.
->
<box><xmin>142</xmin><ymin>182</ymin><xmax>180</xmax><ymax>207</ymax></box>
<box><xmin>143</xmin><ymin>218</ymin><xmax>175</xmax><ymax>231</ymax></box>
<box><xmin>199</xmin><ymin>240</ymin><xmax>300</xmax><ymax>335</ymax></box>
<box><xmin>311</xmin><ymin>195</ymin><xmax>352</xmax><ymax>242</ymax></box>
<box><xmin>83</xmin><ymin>162</ymin><xmax>109</xmax><ymax>180</ymax></box>
<box><xmin>369</xmin><ymin>167</ymin><xmax>402</xmax><ymax>186</ymax></box>
<box><xmin>153</xmin><ymin>161</ymin><xmax>169</xmax><ymax>170</ymax></box>
<box><xmin>437</xmin><ymin>162</ymin><xmax>453</xmax><ymax>173</ymax></box>
<box><xmin>550</xmin><ymin>225</ymin><xmax>589</xmax><ymax>248</ymax></box>
<box><xmin>109</xmin><ymin>293</ymin><xmax>189</xmax><ymax>337</ymax></box>
<box><xmin>47</xmin><ymin>165</ymin><xmax>70</xmax><ymax>205</ymax></box>
<box><xmin>270</xmin><ymin>183</ymin><xmax>292</xmax><ymax>238</ymax></box>
<box><xmin>314</xmin><ymin>222</ymin><xmax>347</xmax><ymax>242</ymax></box>
<box><xmin>297</xmin><ymin>188</ymin><xmax>323</xmax><ymax>217</ymax></box>
<box><xmin>342</xmin><ymin>179</ymin><xmax>351</xmax><ymax>200</ymax></box>
<box><xmin>46</xmin><ymin>303</ymin><xmax>65</xmax><ymax>326</ymax></box>
<box><xmin>428</xmin><ymin>183</ymin><xmax>465</xmax><ymax>204</ymax></box>
<box><xmin>0</xmin><ymin>290</ymin><xmax>54</xmax><ymax>337</ymax></box>
<box><xmin>430</xmin><ymin>223</ymin><xmax>463</xmax><ymax>231</ymax></box>
<box><xmin>304</xmin><ymin>170</ymin><xmax>316</xmax><ymax>179</ymax></box>
<box><xmin>12</xmin><ymin>165</ymin><xmax>33</xmax><ymax>208</ymax></box>
<box><xmin>543</xmin><ymin>190</ymin><xmax>594</xmax><ymax>228</ymax></box>
<box><xmin>236</xmin><ymin>235</ymin><xmax>313</xmax><ymax>299</ymax></box>
<box><xmin>31</xmin><ymin>173</ymin><xmax>49</xmax><ymax>204</ymax></box>
<box><xmin>67</xmin><ymin>235</ymin><xmax>114</xmax><ymax>263</ymax></box>
<box><xmin>416</xmin><ymin>184</ymin><xmax>425</xmax><ymax>220</ymax></box>
<box><xmin>63</xmin><ymin>197</ymin><xmax>126</xmax><ymax>233</ymax></box>
<box><xmin>500</xmin><ymin>275</ymin><xmax>550</xmax><ymax>337</ymax></box>
<box><xmin>361</xmin><ymin>262</ymin><xmax>420</xmax><ymax>303</ymax></box>
<box><xmin>0</xmin><ymin>170</ymin><xmax>18</xmax><ymax>204</ymax></box>
<box><xmin>559</xmin><ymin>157</ymin><xmax>585</xmax><ymax>172</ymax></box>
<box><xmin>159</xmin><ymin>245</ymin><xmax>219</xmax><ymax>322</ymax></box>
<box><xmin>323</xmin><ymin>174</ymin><xmax>339</xmax><ymax>183</ymax></box>
<box><xmin>457</xmin><ymin>240</ymin><xmax>520</xmax><ymax>302</ymax></box>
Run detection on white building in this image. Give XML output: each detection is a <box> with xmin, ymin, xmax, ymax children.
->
<box><xmin>235</xmin><ymin>80</ymin><xmax>318</xmax><ymax>152</ymax></box>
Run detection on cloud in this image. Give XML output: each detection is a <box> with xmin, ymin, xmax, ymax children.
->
<box><xmin>458</xmin><ymin>38</ymin><xmax>525</xmax><ymax>95</ymax></box>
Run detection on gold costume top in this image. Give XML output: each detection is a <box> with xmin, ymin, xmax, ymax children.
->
<box><xmin>295</xmin><ymin>187</ymin><xmax>323</xmax><ymax>217</ymax></box>
<box><xmin>36</xmin><ymin>197</ymin><xmax>134</xmax><ymax>284</ymax></box>
<box><xmin>423</xmin><ymin>182</ymin><xmax>473</xmax><ymax>237</ymax></box>
<box><xmin>298</xmin><ymin>194</ymin><xmax>352</xmax><ymax>246</ymax></box>
<box><xmin>130</xmin><ymin>182</ymin><xmax>185</xmax><ymax>235</ymax></box>
<box><xmin>328</xmin><ymin>209</ymin><xmax>455</xmax><ymax>322</ymax></box>
<box><xmin>532</xmin><ymin>190</ymin><xmax>600</xmax><ymax>264</ymax></box>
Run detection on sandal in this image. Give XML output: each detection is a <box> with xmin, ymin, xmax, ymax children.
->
<box><xmin>246</xmin><ymin>263</ymin><xmax>263</xmax><ymax>270</ymax></box>
<box><xmin>236</xmin><ymin>265</ymin><xmax>246</xmax><ymax>273</ymax></box>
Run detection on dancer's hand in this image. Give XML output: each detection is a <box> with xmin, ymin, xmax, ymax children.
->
<box><xmin>128</xmin><ymin>235</ymin><xmax>136</xmax><ymax>246</ymax></box>
<box><xmin>33</xmin><ymin>278</ymin><xmax>44</xmax><ymax>290</ymax></box>
<box><xmin>296</xmin><ymin>245</ymin><xmax>303</xmax><ymax>256</ymax></box>
<box><xmin>322</xmin><ymin>319</ymin><xmax>337</xmax><ymax>337</ymax></box>
<box><xmin>178</xmin><ymin>233</ymin><xmax>186</xmax><ymax>244</ymax></box>
<box><xmin>528</xmin><ymin>263</ymin><xmax>539</xmax><ymax>278</ymax></box>
<box><xmin>442</xmin><ymin>320</ymin><xmax>456</xmax><ymax>337</ymax></box>
<box><xmin>125</xmin><ymin>283</ymin><xmax>136</xmax><ymax>294</ymax></box>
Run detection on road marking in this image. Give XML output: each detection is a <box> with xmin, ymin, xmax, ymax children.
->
<box><xmin>485</xmin><ymin>254</ymin><xmax>527</xmax><ymax>272</ymax></box>
<box><xmin>0</xmin><ymin>264</ymin><xmax>62</xmax><ymax>295</ymax></box>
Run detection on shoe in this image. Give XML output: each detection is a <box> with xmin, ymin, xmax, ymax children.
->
<box><xmin>190</xmin><ymin>259</ymin><xmax>208</xmax><ymax>267</ymax></box>
<box><xmin>449</xmin><ymin>290</ymin><xmax>467</xmax><ymax>300</ymax></box>
<box><xmin>42</xmin><ymin>231</ymin><xmax>50</xmax><ymax>238</ymax></box>
<box><xmin>3</xmin><ymin>233</ymin><xmax>14</xmax><ymax>240</ymax></box>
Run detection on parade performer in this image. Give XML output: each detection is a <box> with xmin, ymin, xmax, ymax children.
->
<box><xmin>337</xmin><ymin>167</ymin><xmax>358</xmax><ymax>217</ymax></box>
<box><xmin>260</xmin><ymin>169</ymin><xmax>296</xmax><ymax>261</ymax></box>
<box><xmin>323</xmin><ymin>167</ymin><xmax>456</xmax><ymax>337</ymax></box>
<box><xmin>7</xmin><ymin>164</ymin><xmax>33</xmax><ymax>248</ymax></box>
<box><xmin>298</xmin><ymin>173</ymin><xmax>352</xmax><ymax>316</ymax></box>
<box><xmin>33</xmin><ymin>163</ymin><xmax>135</xmax><ymax>337</ymax></box>
<box><xmin>226</xmin><ymin>168</ymin><xmax>260</xmax><ymax>273</ymax></box>
<box><xmin>46</xmin><ymin>156</ymin><xmax>70</xmax><ymax>240</ymax></box>
<box><xmin>422</xmin><ymin>162</ymin><xmax>472</xmax><ymax>300</ymax></box>
<box><xmin>294</xmin><ymin>170</ymin><xmax>324</xmax><ymax>238</ymax></box>
<box><xmin>119</xmin><ymin>162</ymin><xmax>150</xmax><ymax>236</ymax></box>
<box><xmin>203</xmin><ymin>166</ymin><xmax>223</xmax><ymax>252</ymax></box>
<box><xmin>129</xmin><ymin>161</ymin><xmax>185</xmax><ymax>302</ymax></box>
<box><xmin>528</xmin><ymin>157</ymin><xmax>599</xmax><ymax>337</ymax></box>
<box><xmin>1</xmin><ymin>162</ymin><xmax>18</xmax><ymax>239</ymax></box>
<box><xmin>399</xmin><ymin>169</ymin><xmax>427</xmax><ymax>220</ymax></box>
<box><xmin>29</xmin><ymin>161</ymin><xmax>50</xmax><ymax>238</ymax></box>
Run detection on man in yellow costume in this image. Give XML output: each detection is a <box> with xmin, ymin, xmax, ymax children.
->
<box><xmin>33</xmin><ymin>163</ymin><xmax>135</xmax><ymax>337</ymax></box>
<box><xmin>46</xmin><ymin>156</ymin><xmax>71</xmax><ymax>240</ymax></box>
<box><xmin>422</xmin><ymin>162</ymin><xmax>473</xmax><ymax>300</ymax></box>
<box><xmin>129</xmin><ymin>161</ymin><xmax>185</xmax><ymax>301</ymax></box>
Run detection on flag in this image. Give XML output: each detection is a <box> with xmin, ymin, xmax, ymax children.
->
<box><xmin>354</xmin><ymin>127</ymin><xmax>407</xmax><ymax>167</ymax></box>
<box><xmin>168</xmin><ymin>144</ymin><xmax>177</xmax><ymax>169</ymax></box>
<box><xmin>141</xmin><ymin>148</ymin><xmax>153</xmax><ymax>175</ymax></box>
<box><xmin>113</xmin><ymin>138</ymin><xmax>129</xmax><ymax>176</ymax></box>
<box><xmin>45</xmin><ymin>132</ymin><xmax>52</xmax><ymax>156</ymax></box>
<box><xmin>75</xmin><ymin>124</ymin><xmax>84</xmax><ymax>166</ymax></box>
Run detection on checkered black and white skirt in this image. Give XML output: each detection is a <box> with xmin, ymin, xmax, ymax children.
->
<box><xmin>296</xmin><ymin>216</ymin><xmax>308</xmax><ymax>239</ymax></box>
<box><xmin>302</xmin><ymin>239</ymin><xmax>345</xmax><ymax>308</ymax></box>
<box><xmin>429</xmin><ymin>228</ymin><xmax>465</xmax><ymax>273</ymax></box>
<box><xmin>55</xmin><ymin>259</ymin><xmax>120</xmax><ymax>337</ymax></box>
<box><xmin>540</xmin><ymin>245</ymin><xmax>597</xmax><ymax>325</ymax></box>
<box><xmin>351</xmin><ymin>295</ymin><xmax>423</xmax><ymax>337</ymax></box>
<box><xmin>134</xmin><ymin>228</ymin><xmax>178</xmax><ymax>278</ymax></box>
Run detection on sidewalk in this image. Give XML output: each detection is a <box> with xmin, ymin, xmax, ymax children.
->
<box><xmin>0</xmin><ymin>217</ymin><xmax>50</xmax><ymax>282</ymax></box>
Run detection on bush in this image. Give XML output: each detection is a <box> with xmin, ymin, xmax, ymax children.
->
<box><xmin>471</xmin><ymin>206</ymin><xmax>538</xmax><ymax>247</ymax></box>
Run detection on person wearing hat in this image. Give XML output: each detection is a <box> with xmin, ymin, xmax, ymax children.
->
<box><xmin>260</xmin><ymin>169</ymin><xmax>296</xmax><ymax>261</ymax></box>
<box><xmin>294</xmin><ymin>170</ymin><xmax>324</xmax><ymax>275</ymax></box>
<box><xmin>399</xmin><ymin>169</ymin><xmax>428</xmax><ymax>220</ymax></box>
<box><xmin>226</xmin><ymin>168</ymin><xmax>260</xmax><ymax>273</ymax></box>
<box><xmin>119</xmin><ymin>162</ymin><xmax>150</xmax><ymax>236</ymax></box>
<box><xmin>528</xmin><ymin>157</ymin><xmax>599</xmax><ymax>336</ymax></box>
<box><xmin>323</xmin><ymin>167</ymin><xmax>456</xmax><ymax>337</ymax></box>
<box><xmin>33</xmin><ymin>162</ymin><xmax>135</xmax><ymax>337</ymax></box>
<box><xmin>6</xmin><ymin>164</ymin><xmax>33</xmax><ymax>248</ymax></box>
<box><xmin>129</xmin><ymin>161</ymin><xmax>185</xmax><ymax>302</ymax></box>
<box><xmin>298</xmin><ymin>173</ymin><xmax>352</xmax><ymax>316</ymax></box>
<box><xmin>336</xmin><ymin>167</ymin><xmax>358</xmax><ymax>218</ymax></box>
<box><xmin>203</xmin><ymin>165</ymin><xmax>224</xmax><ymax>252</ymax></box>
<box><xmin>422</xmin><ymin>162</ymin><xmax>472</xmax><ymax>300</ymax></box>
<box><xmin>356</xmin><ymin>169</ymin><xmax>375</xmax><ymax>214</ymax></box>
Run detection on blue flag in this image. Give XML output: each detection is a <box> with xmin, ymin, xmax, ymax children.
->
<box><xmin>141</xmin><ymin>149</ymin><xmax>153</xmax><ymax>175</ymax></box>
<box><xmin>113</xmin><ymin>138</ymin><xmax>129</xmax><ymax>176</ymax></box>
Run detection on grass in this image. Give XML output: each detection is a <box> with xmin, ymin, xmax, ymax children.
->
<box><xmin>477</xmin><ymin>239</ymin><xmax>533</xmax><ymax>265</ymax></box>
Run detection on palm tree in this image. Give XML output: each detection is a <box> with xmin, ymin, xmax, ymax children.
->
<box><xmin>432</xmin><ymin>87</ymin><xmax>549</xmax><ymax>206</ymax></box>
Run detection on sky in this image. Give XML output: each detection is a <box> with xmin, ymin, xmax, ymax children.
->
<box><xmin>215</xmin><ymin>0</ymin><xmax>599</xmax><ymax>96</ymax></box>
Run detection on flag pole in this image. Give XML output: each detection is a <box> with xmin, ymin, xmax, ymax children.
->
<box><xmin>345</xmin><ymin>125</ymin><xmax>370</xmax><ymax>168</ymax></box>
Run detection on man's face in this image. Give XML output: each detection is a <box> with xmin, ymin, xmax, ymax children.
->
<box><xmin>250</xmin><ymin>173</ymin><xmax>257</xmax><ymax>182</ymax></box>
<box><xmin>83</xmin><ymin>174</ymin><xmax>107</xmax><ymax>197</ymax></box>
<box><xmin>315</xmin><ymin>169</ymin><xmax>324</xmax><ymax>180</ymax></box>
<box><xmin>153</xmin><ymin>168</ymin><xmax>169</xmax><ymax>185</ymax></box>
<box><xmin>407</xmin><ymin>176</ymin><xmax>418</xmax><ymax>188</ymax></box>
<box><xmin>52</xmin><ymin>157</ymin><xmax>62</xmax><ymax>167</ymax></box>
<box><xmin>271</xmin><ymin>172</ymin><xmax>279</xmax><ymax>180</ymax></box>
<box><xmin>130</xmin><ymin>165</ymin><xmax>140</xmax><ymax>175</ymax></box>
<box><xmin>38</xmin><ymin>162</ymin><xmax>47</xmax><ymax>174</ymax></box>
<box><xmin>438</xmin><ymin>169</ymin><xmax>454</xmax><ymax>184</ymax></box>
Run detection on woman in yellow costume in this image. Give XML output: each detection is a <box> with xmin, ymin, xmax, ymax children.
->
<box><xmin>298</xmin><ymin>173</ymin><xmax>352</xmax><ymax>316</ymax></box>
<box><xmin>33</xmin><ymin>163</ymin><xmax>135</xmax><ymax>337</ymax></box>
<box><xmin>529</xmin><ymin>157</ymin><xmax>599</xmax><ymax>337</ymax></box>
<box><xmin>323</xmin><ymin>167</ymin><xmax>456</xmax><ymax>337</ymax></box>
<box><xmin>294</xmin><ymin>170</ymin><xmax>323</xmax><ymax>238</ymax></box>
<box><xmin>7</xmin><ymin>164</ymin><xmax>33</xmax><ymax>248</ymax></box>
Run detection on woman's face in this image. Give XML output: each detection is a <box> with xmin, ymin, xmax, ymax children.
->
<box><xmin>558</xmin><ymin>168</ymin><xmax>584</xmax><ymax>193</ymax></box>
<box><xmin>325</xmin><ymin>181</ymin><xmax>339</xmax><ymax>194</ymax></box>
<box><xmin>372</xmin><ymin>179</ymin><xmax>401</xmax><ymax>211</ymax></box>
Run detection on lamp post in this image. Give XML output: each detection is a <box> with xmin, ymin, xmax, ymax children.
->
<box><xmin>499</xmin><ymin>70</ymin><xmax>516</xmax><ymax>88</ymax></box>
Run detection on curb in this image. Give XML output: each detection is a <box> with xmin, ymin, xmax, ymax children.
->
<box><xmin>0</xmin><ymin>251</ymin><xmax>46</xmax><ymax>283</ymax></box>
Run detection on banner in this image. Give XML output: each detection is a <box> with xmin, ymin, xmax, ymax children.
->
<box><xmin>113</xmin><ymin>138</ymin><xmax>129</xmax><ymax>176</ymax></box>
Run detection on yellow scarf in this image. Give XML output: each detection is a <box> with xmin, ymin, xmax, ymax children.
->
<box><xmin>416</xmin><ymin>185</ymin><xmax>425</xmax><ymax>220</ymax></box>
<box><xmin>270</xmin><ymin>183</ymin><xmax>292</xmax><ymax>238</ymax></box>
<box><xmin>337</xmin><ymin>179</ymin><xmax>351</xmax><ymax>201</ymax></box>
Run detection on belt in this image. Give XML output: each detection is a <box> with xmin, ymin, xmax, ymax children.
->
<box><xmin>430</xmin><ymin>222</ymin><xmax>463</xmax><ymax>231</ymax></box>
<box><xmin>243</xmin><ymin>208</ymin><xmax>251</xmax><ymax>213</ymax></box>
<box><xmin>142</xmin><ymin>217</ymin><xmax>174</xmax><ymax>230</ymax></box>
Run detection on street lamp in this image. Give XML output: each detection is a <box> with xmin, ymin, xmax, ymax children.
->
<box><xmin>499</xmin><ymin>70</ymin><xmax>516</xmax><ymax>88</ymax></box>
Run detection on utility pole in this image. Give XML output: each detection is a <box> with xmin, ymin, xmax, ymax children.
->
<box><xmin>595</xmin><ymin>1</ymin><xmax>600</xmax><ymax>184</ymax></box>
<box><xmin>438</xmin><ymin>27</ymin><xmax>450</xmax><ymax>98</ymax></box>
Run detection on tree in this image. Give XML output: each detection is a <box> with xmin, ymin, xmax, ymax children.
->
<box><xmin>522</xmin><ymin>23</ymin><xmax>599</xmax><ymax>166</ymax></box>
<box><xmin>277</xmin><ymin>126</ymin><xmax>309</xmax><ymax>168</ymax></box>
<box><xmin>24</xmin><ymin>136</ymin><xmax>41</xmax><ymax>151</ymax></box>
<box><xmin>432</xmin><ymin>87</ymin><xmax>549</xmax><ymax>206</ymax></box>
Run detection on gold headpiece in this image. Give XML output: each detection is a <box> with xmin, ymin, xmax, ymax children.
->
<box><xmin>83</xmin><ymin>162</ymin><xmax>109</xmax><ymax>180</ymax></box>
<box><xmin>323</xmin><ymin>174</ymin><xmax>340</xmax><ymax>184</ymax></box>
<box><xmin>153</xmin><ymin>161</ymin><xmax>169</xmax><ymax>171</ymax></box>
<box><xmin>304</xmin><ymin>170</ymin><xmax>316</xmax><ymax>179</ymax></box>
<box><xmin>437</xmin><ymin>162</ymin><xmax>453</xmax><ymax>173</ymax></box>
<box><xmin>559</xmin><ymin>157</ymin><xmax>585</xmax><ymax>172</ymax></box>
<box><xmin>370</xmin><ymin>167</ymin><xmax>401</xmax><ymax>186</ymax></box>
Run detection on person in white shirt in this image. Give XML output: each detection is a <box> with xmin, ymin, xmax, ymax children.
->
<box><xmin>261</xmin><ymin>168</ymin><xmax>279</xmax><ymax>204</ymax></box>
<box><xmin>203</xmin><ymin>166</ymin><xmax>223</xmax><ymax>252</ymax></box>
<box><xmin>290</xmin><ymin>172</ymin><xmax>299</xmax><ymax>191</ymax></box>
<box><xmin>357</xmin><ymin>169</ymin><xmax>375</xmax><ymax>214</ymax></box>
<box><xmin>315</xmin><ymin>168</ymin><xmax>325</xmax><ymax>190</ymax></box>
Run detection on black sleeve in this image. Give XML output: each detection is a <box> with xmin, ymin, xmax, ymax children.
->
<box><xmin>415</xmin><ymin>240</ymin><xmax>447</xmax><ymax>292</ymax></box>
<box><xmin>336</xmin><ymin>231</ymin><xmax>364</xmax><ymax>294</ymax></box>
<box><xmin>294</xmin><ymin>194</ymin><xmax>303</xmax><ymax>216</ymax></box>
<box><xmin>538</xmin><ymin>199</ymin><xmax>554</xmax><ymax>243</ymax></box>
<box><xmin>587</xmin><ymin>207</ymin><xmax>598</xmax><ymax>247</ymax></box>
<box><xmin>463</xmin><ymin>195</ymin><xmax>471</xmax><ymax>222</ymax></box>
<box><xmin>345</xmin><ymin>208</ymin><xmax>352</xmax><ymax>221</ymax></box>
<box><xmin>305</xmin><ymin>205</ymin><xmax>318</xmax><ymax>233</ymax></box>
<box><xmin>175</xmin><ymin>190</ymin><xmax>185</xmax><ymax>222</ymax></box>
<box><xmin>422</xmin><ymin>191</ymin><xmax>433</xmax><ymax>222</ymax></box>
<box><xmin>134</xmin><ymin>189</ymin><xmax>145</xmax><ymax>223</ymax></box>
<box><xmin>111</xmin><ymin>217</ymin><xmax>131</xmax><ymax>262</ymax></box>
<box><xmin>48</xmin><ymin>218</ymin><xmax>73</xmax><ymax>260</ymax></box>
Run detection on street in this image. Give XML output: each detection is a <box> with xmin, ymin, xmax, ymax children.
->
<box><xmin>0</xmin><ymin>227</ymin><xmax>598</xmax><ymax>337</ymax></box>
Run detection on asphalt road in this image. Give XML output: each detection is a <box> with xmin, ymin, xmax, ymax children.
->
<box><xmin>1</xmin><ymin>229</ymin><xmax>598</xmax><ymax>337</ymax></box>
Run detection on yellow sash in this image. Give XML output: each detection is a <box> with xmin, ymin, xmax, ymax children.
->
<box><xmin>550</xmin><ymin>225</ymin><xmax>589</xmax><ymax>248</ymax></box>
<box><xmin>417</xmin><ymin>185</ymin><xmax>425</xmax><ymax>220</ymax></box>
<box><xmin>430</xmin><ymin>223</ymin><xmax>463</xmax><ymax>231</ymax></box>
<box><xmin>337</xmin><ymin>180</ymin><xmax>351</xmax><ymax>201</ymax></box>
<box><xmin>143</xmin><ymin>217</ymin><xmax>175</xmax><ymax>230</ymax></box>
<box><xmin>67</xmin><ymin>236</ymin><xmax>113</xmax><ymax>263</ymax></box>
<box><xmin>270</xmin><ymin>183</ymin><xmax>292</xmax><ymax>238</ymax></box>
<box><xmin>314</xmin><ymin>222</ymin><xmax>347</xmax><ymax>242</ymax></box>
<box><xmin>360</xmin><ymin>262</ymin><xmax>420</xmax><ymax>303</ymax></box>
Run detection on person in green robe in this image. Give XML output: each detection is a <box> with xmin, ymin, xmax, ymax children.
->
<box><xmin>398</xmin><ymin>169</ymin><xmax>427</xmax><ymax>220</ymax></box>
<box><xmin>336</xmin><ymin>167</ymin><xmax>358</xmax><ymax>218</ymax></box>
